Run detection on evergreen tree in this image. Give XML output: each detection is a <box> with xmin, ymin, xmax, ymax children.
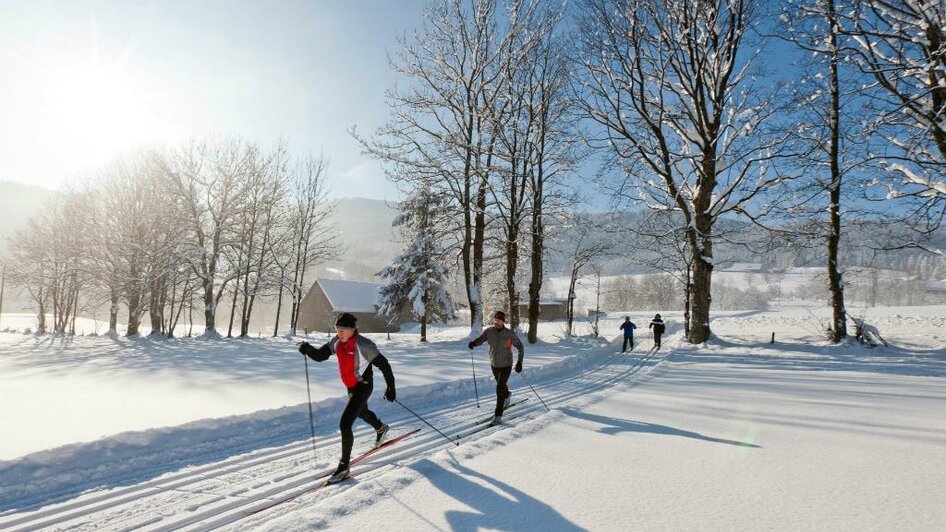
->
<box><xmin>377</xmin><ymin>190</ymin><xmax>456</xmax><ymax>342</ymax></box>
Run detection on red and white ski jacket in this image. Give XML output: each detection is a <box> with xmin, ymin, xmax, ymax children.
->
<box><xmin>300</xmin><ymin>333</ymin><xmax>395</xmax><ymax>392</ymax></box>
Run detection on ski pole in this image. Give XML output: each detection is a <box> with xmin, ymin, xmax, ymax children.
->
<box><xmin>302</xmin><ymin>354</ymin><xmax>319</xmax><ymax>464</ymax></box>
<box><xmin>518</xmin><ymin>371</ymin><xmax>551</xmax><ymax>412</ymax></box>
<box><xmin>470</xmin><ymin>352</ymin><xmax>480</xmax><ymax>408</ymax></box>
<box><xmin>394</xmin><ymin>399</ymin><xmax>459</xmax><ymax>446</ymax></box>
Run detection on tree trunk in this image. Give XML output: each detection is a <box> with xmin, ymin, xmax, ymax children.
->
<box><xmin>202</xmin><ymin>276</ymin><xmax>216</xmax><ymax>335</ymax></box>
<box><xmin>565</xmin><ymin>267</ymin><xmax>579</xmax><ymax>338</ymax></box>
<box><xmin>273</xmin><ymin>280</ymin><xmax>285</xmax><ymax>337</ymax></box>
<box><xmin>593</xmin><ymin>272</ymin><xmax>601</xmax><ymax>337</ymax></box>
<box><xmin>683</xmin><ymin>262</ymin><xmax>692</xmax><ymax>338</ymax></box>
<box><xmin>36</xmin><ymin>294</ymin><xmax>46</xmax><ymax>335</ymax></box>
<box><xmin>420</xmin><ymin>314</ymin><xmax>427</xmax><ymax>343</ymax></box>
<box><xmin>149</xmin><ymin>277</ymin><xmax>165</xmax><ymax>336</ymax></box>
<box><xmin>826</xmin><ymin>0</ymin><xmax>847</xmax><ymax>343</ymax></box>
<box><xmin>126</xmin><ymin>288</ymin><xmax>143</xmax><ymax>337</ymax></box>
<box><xmin>108</xmin><ymin>290</ymin><xmax>119</xmax><ymax>334</ymax></box>
<box><xmin>687</xmin><ymin>221</ymin><xmax>713</xmax><ymax>344</ymax></box>
<box><xmin>69</xmin><ymin>286</ymin><xmax>79</xmax><ymax>335</ymax></box>
<box><xmin>165</xmin><ymin>277</ymin><xmax>178</xmax><ymax>338</ymax></box>
<box><xmin>470</xmin><ymin>174</ymin><xmax>487</xmax><ymax>332</ymax></box>
<box><xmin>50</xmin><ymin>278</ymin><xmax>61</xmax><ymax>333</ymax></box>
<box><xmin>227</xmin><ymin>275</ymin><xmax>240</xmax><ymax>338</ymax></box>
<box><xmin>506</xmin><ymin>236</ymin><xmax>519</xmax><ymax>330</ymax></box>
<box><xmin>188</xmin><ymin>298</ymin><xmax>194</xmax><ymax>337</ymax></box>
<box><xmin>527</xmin><ymin>174</ymin><xmax>544</xmax><ymax>344</ymax></box>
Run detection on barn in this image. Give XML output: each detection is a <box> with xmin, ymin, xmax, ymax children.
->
<box><xmin>296</xmin><ymin>278</ymin><xmax>409</xmax><ymax>334</ymax></box>
<box><xmin>516</xmin><ymin>298</ymin><xmax>568</xmax><ymax>321</ymax></box>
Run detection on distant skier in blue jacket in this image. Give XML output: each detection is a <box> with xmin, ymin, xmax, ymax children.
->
<box><xmin>619</xmin><ymin>316</ymin><xmax>637</xmax><ymax>352</ymax></box>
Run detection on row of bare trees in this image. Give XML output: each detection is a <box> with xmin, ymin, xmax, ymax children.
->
<box><xmin>359</xmin><ymin>0</ymin><xmax>580</xmax><ymax>342</ymax></box>
<box><xmin>367</xmin><ymin>0</ymin><xmax>945</xmax><ymax>346</ymax></box>
<box><xmin>6</xmin><ymin>138</ymin><xmax>337</xmax><ymax>337</ymax></box>
<box><xmin>575</xmin><ymin>0</ymin><xmax>946</xmax><ymax>344</ymax></box>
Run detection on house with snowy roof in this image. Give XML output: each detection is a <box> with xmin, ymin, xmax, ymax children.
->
<box><xmin>516</xmin><ymin>298</ymin><xmax>568</xmax><ymax>321</ymax></box>
<box><xmin>296</xmin><ymin>278</ymin><xmax>409</xmax><ymax>334</ymax></box>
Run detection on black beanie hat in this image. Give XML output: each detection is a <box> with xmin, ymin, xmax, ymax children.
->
<box><xmin>493</xmin><ymin>310</ymin><xmax>506</xmax><ymax>322</ymax></box>
<box><xmin>335</xmin><ymin>313</ymin><xmax>357</xmax><ymax>329</ymax></box>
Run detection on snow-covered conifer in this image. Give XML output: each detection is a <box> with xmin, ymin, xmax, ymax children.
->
<box><xmin>377</xmin><ymin>190</ymin><xmax>456</xmax><ymax>342</ymax></box>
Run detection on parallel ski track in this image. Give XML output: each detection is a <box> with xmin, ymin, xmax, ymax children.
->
<box><xmin>0</xmin><ymin>346</ymin><xmax>666</xmax><ymax>532</ymax></box>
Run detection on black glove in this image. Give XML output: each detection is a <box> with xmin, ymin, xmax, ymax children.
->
<box><xmin>514</xmin><ymin>361</ymin><xmax>522</xmax><ymax>373</ymax></box>
<box><xmin>384</xmin><ymin>387</ymin><xmax>396</xmax><ymax>402</ymax></box>
<box><xmin>467</xmin><ymin>341</ymin><xmax>474</xmax><ymax>350</ymax></box>
<box><xmin>298</xmin><ymin>342</ymin><xmax>312</xmax><ymax>355</ymax></box>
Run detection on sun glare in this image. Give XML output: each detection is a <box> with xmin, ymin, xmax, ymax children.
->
<box><xmin>42</xmin><ymin>63</ymin><xmax>154</xmax><ymax>165</ymax></box>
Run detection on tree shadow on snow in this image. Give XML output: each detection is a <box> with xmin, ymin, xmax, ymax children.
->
<box><xmin>408</xmin><ymin>457</ymin><xmax>586</xmax><ymax>532</ymax></box>
<box><xmin>559</xmin><ymin>407</ymin><xmax>761</xmax><ymax>448</ymax></box>
<box><xmin>672</xmin><ymin>335</ymin><xmax>946</xmax><ymax>378</ymax></box>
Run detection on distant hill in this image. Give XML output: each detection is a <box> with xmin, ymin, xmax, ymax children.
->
<box><xmin>0</xmin><ymin>181</ymin><xmax>57</xmax><ymax>252</ymax></box>
<box><xmin>314</xmin><ymin>197</ymin><xmax>402</xmax><ymax>281</ymax></box>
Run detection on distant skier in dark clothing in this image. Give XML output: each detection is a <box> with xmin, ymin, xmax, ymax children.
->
<box><xmin>649</xmin><ymin>313</ymin><xmax>665</xmax><ymax>349</ymax></box>
<box><xmin>468</xmin><ymin>310</ymin><xmax>524</xmax><ymax>426</ymax></box>
<box><xmin>619</xmin><ymin>316</ymin><xmax>637</xmax><ymax>352</ymax></box>
<box><xmin>297</xmin><ymin>312</ymin><xmax>397</xmax><ymax>484</ymax></box>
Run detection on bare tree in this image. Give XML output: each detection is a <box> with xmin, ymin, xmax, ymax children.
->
<box><xmin>576</xmin><ymin>0</ymin><xmax>793</xmax><ymax>343</ymax></box>
<box><xmin>285</xmin><ymin>155</ymin><xmax>338</xmax><ymax>335</ymax></box>
<box><xmin>224</xmin><ymin>145</ymin><xmax>284</xmax><ymax>338</ymax></box>
<box><xmin>563</xmin><ymin>217</ymin><xmax>611</xmax><ymax>337</ymax></box>
<box><xmin>158</xmin><ymin>138</ymin><xmax>253</xmax><ymax>336</ymax></box>
<box><xmin>522</xmin><ymin>4</ymin><xmax>581</xmax><ymax>343</ymax></box>
<box><xmin>239</xmin><ymin>144</ymin><xmax>289</xmax><ymax>337</ymax></box>
<box><xmin>848</xmin><ymin>0</ymin><xmax>946</xmax><ymax>230</ymax></box>
<box><xmin>7</xmin><ymin>193</ymin><xmax>92</xmax><ymax>334</ymax></box>
<box><xmin>8</xmin><ymin>221</ymin><xmax>49</xmax><ymax>333</ymax></box>
<box><xmin>357</xmin><ymin>0</ymin><xmax>524</xmax><ymax>332</ymax></box>
<box><xmin>777</xmin><ymin>0</ymin><xmax>881</xmax><ymax>342</ymax></box>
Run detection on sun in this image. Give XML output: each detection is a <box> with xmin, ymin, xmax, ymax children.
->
<box><xmin>42</xmin><ymin>61</ymin><xmax>155</xmax><ymax>165</ymax></box>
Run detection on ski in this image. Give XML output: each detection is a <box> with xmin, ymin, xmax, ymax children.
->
<box><xmin>455</xmin><ymin>398</ymin><xmax>530</xmax><ymax>440</ymax></box>
<box><xmin>475</xmin><ymin>397</ymin><xmax>529</xmax><ymax>425</ymax></box>
<box><xmin>243</xmin><ymin>428</ymin><xmax>420</xmax><ymax>516</ymax></box>
<box><xmin>350</xmin><ymin>427</ymin><xmax>421</xmax><ymax>467</ymax></box>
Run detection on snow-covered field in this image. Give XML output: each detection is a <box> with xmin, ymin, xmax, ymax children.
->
<box><xmin>1</xmin><ymin>306</ymin><xmax>944</xmax><ymax>530</ymax></box>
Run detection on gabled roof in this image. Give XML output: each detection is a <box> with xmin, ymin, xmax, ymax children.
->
<box><xmin>316</xmin><ymin>278</ymin><xmax>382</xmax><ymax>313</ymax></box>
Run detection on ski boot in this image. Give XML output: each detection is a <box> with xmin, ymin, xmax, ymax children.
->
<box><xmin>326</xmin><ymin>460</ymin><xmax>350</xmax><ymax>484</ymax></box>
<box><xmin>375</xmin><ymin>423</ymin><xmax>390</xmax><ymax>447</ymax></box>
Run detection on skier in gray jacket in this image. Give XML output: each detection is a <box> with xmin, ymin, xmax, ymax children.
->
<box><xmin>468</xmin><ymin>310</ymin><xmax>524</xmax><ymax>426</ymax></box>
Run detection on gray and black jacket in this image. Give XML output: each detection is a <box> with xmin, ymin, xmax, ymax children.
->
<box><xmin>469</xmin><ymin>326</ymin><xmax>524</xmax><ymax>368</ymax></box>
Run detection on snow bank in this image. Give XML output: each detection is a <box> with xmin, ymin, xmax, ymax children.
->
<box><xmin>0</xmin><ymin>334</ymin><xmax>611</xmax><ymax>512</ymax></box>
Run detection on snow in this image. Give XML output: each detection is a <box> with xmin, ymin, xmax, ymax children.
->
<box><xmin>723</xmin><ymin>261</ymin><xmax>762</xmax><ymax>271</ymax></box>
<box><xmin>0</xmin><ymin>306</ymin><xmax>944</xmax><ymax>530</ymax></box>
<box><xmin>316</xmin><ymin>278</ymin><xmax>382</xmax><ymax>313</ymax></box>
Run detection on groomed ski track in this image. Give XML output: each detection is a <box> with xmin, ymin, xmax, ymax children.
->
<box><xmin>0</xmin><ymin>343</ymin><xmax>669</xmax><ymax>531</ymax></box>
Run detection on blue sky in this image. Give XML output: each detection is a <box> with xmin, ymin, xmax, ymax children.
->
<box><xmin>0</xmin><ymin>0</ymin><xmax>428</xmax><ymax>200</ymax></box>
<box><xmin>0</xmin><ymin>0</ymin><xmax>827</xmax><ymax>214</ymax></box>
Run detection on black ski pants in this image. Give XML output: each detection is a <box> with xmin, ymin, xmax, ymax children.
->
<box><xmin>492</xmin><ymin>365</ymin><xmax>512</xmax><ymax>417</ymax></box>
<box><xmin>622</xmin><ymin>336</ymin><xmax>634</xmax><ymax>352</ymax></box>
<box><xmin>654</xmin><ymin>333</ymin><xmax>662</xmax><ymax>349</ymax></box>
<box><xmin>339</xmin><ymin>380</ymin><xmax>382</xmax><ymax>464</ymax></box>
